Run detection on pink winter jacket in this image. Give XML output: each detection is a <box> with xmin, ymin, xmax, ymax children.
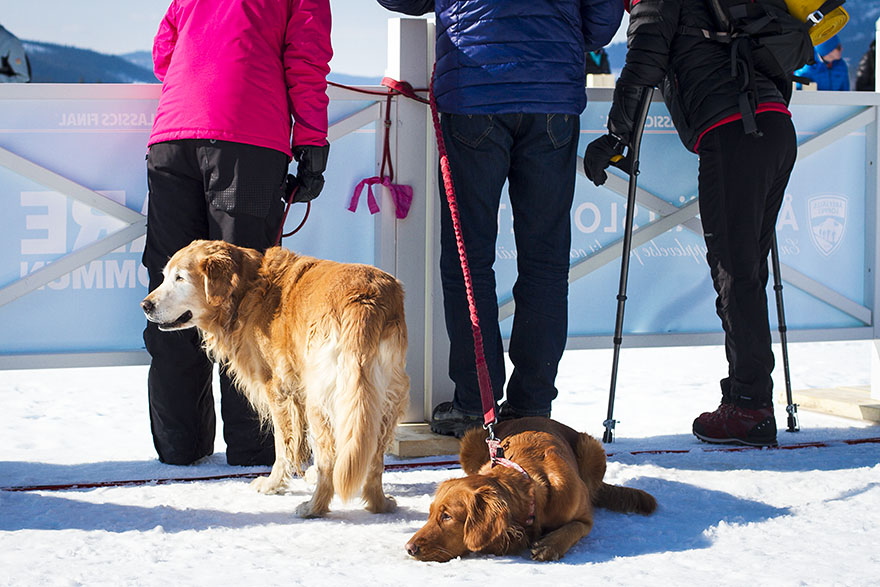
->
<box><xmin>148</xmin><ymin>0</ymin><xmax>332</xmax><ymax>157</ymax></box>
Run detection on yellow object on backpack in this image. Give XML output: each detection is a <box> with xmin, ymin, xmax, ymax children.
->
<box><xmin>784</xmin><ymin>0</ymin><xmax>849</xmax><ymax>46</ymax></box>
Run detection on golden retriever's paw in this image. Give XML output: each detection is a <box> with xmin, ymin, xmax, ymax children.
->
<box><xmin>250</xmin><ymin>476</ymin><xmax>286</xmax><ymax>495</ymax></box>
<box><xmin>530</xmin><ymin>542</ymin><xmax>563</xmax><ymax>562</ymax></box>
<box><xmin>295</xmin><ymin>500</ymin><xmax>329</xmax><ymax>519</ymax></box>
<box><xmin>366</xmin><ymin>495</ymin><xmax>397</xmax><ymax>514</ymax></box>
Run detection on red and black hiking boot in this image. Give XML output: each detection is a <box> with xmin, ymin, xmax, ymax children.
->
<box><xmin>692</xmin><ymin>403</ymin><xmax>778</xmax><ymax>447</ymax></box>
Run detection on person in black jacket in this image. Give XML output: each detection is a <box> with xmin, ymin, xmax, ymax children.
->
<box><xmin>855</xmin><ymin>40</ymin><xmax>875</xmax><ymax>92</ymax></box>
<box><xmin>584</xmin><ymin>0</ymin><xmax>797</xmax><ymax>447</ymax></box>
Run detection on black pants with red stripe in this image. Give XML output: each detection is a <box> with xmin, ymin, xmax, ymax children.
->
<box><xmin>697</xmin><ymin>112</ymin><xmax>797</xmax><ymax>409</ymax></box>
<box><xmin>143</xmin><ymin>139</ymin><xmax>287</xmax><ymax>465</ymax></box>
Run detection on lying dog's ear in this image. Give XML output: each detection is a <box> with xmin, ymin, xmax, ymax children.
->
<box><xmin>463</xmin><ymin>485</ymin><xmax>509</xmax><ymax>553</ymax></box>
<box><xmin>200</xmin><ymin>250</ymin><xmax>239</xmax><ymax>307</ymax></box>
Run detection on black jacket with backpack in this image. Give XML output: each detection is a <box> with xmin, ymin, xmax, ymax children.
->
<box><xmin>608</xmin><ymin>0</ymin><xmax>788</xmax><ymax>152</ymax></box>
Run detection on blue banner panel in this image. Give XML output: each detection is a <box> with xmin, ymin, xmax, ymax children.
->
<box><xmin>496</xmin><ymin>100</ymin><xmax>870</xmax><ymax>338</ymax></box>
<box><xmin>0</xmin><ymin>90</ymin><xmax>378</xmax><ymax>356</ymax></box>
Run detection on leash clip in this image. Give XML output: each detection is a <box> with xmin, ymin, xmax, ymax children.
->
<box><xmin>486</xmin><ymin>435</ymin><xmax>505</xmax><ymax>462</ymax></box>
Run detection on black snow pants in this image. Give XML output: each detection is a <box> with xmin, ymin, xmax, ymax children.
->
<box><xmin>697</xmin><ymin>111</ymin><xmax>797</xmax><ymax>409</ymax></box>
<box><xmin>143</xmin><ymin>139</ymin><xmax>287</xmax><ymax>465</ymax></box>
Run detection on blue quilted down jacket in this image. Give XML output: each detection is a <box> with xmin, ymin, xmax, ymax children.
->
<box><xmin>376</xmin><ymin>0</ymin><xmax>623</xmax><ymax>114</ymax></box>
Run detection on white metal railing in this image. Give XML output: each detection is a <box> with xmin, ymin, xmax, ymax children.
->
<box><xmin>3</xmin><ymin>18</ymin><xmax>880</xmax><ymax>414</ymax></box>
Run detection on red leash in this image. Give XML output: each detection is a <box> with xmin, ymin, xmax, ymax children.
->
<box><xmin>332</xmin><ymin>77</ymin><xmax>497</xmax><ymax>435</ymax></box>
<box><xmin>326</xmin><ymin>78</ymin><xmax>499</xmax><ymax>445</ymax></box>
<box><xmin>426</xmin><ymin>66</ymin><xmax>498</xmax><ymax>435</ymax></box>
<box><xmin>274</xmin><ymin>186</ymin><xmax>310</xmax><ymax>247</ymax></box>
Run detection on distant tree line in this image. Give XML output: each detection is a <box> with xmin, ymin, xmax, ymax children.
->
<box><xmin>22</xmin><ymin>41</ymin><xmax>157</xmax><ymax>83</ymax></box>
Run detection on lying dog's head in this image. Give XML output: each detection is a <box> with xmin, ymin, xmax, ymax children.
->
<box><xmin>405</xmin><ymin>474</ymin><xmax>529</xmax><ymax>562</ymax></box>
<box><xmin>141</xmin><ymin>239</ymin><xmax>259</xmax><ymax>332</ymax></box>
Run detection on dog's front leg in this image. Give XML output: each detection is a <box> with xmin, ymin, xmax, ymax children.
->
<box><xmin>250</xmin><ymin>396</ymin><xmax>293</xmax><ymax>495</ymax></box>
<box><xmin>530</xmin><ymin>519</ymin><xmax>593</xmax><ymax>561</ymax></box>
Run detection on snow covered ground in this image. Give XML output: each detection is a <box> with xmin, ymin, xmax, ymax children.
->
<box><xmin>2</xmin><ymin>340</ymin><xmax>879</xmax><ymax>586</ymax></box>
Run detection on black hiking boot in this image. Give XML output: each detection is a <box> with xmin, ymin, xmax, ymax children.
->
<box><xmin>430</xmin><ymin>402</ymin><xmax>483</xmax><ymax>438</ymax></box>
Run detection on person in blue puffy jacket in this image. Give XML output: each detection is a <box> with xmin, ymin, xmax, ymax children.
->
<box><xmin>377</xmin><ymin>0</ymin><xmax>624</xmax><ymax>437</ymax></box>
<box><xmin>795</xmin><ymin>35</ymin><xmax>850</xmax><ymax>91</ymax></box>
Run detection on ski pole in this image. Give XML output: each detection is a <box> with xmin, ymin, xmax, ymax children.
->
<box><xmin>770</xmin><ymin>232</ymin><xmax>799</xmax><ymax>432</ymax></box>
<box><xmin>602</xmin><ymin>86</ymin><xmax>655</xmax><ymax>444</ymax></box>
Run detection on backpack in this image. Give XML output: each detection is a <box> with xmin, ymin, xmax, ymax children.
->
<box><xmin>681</xmin><ymin>0</ymin><xmax>848</xmax><ymax>135</ymax></box>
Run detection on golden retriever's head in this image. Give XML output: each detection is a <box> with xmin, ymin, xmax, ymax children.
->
<box><xmin>141</xmin><ymin>240</ymin><xmax>259</xmax><ymax>332</ymax></box>
<box><xmin>405</xmin><ymin>475</ymin><xmax>526</xmax><ymax>562</ymax></box>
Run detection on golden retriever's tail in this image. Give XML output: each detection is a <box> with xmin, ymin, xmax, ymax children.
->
<box><xmin>576</xmin><ymin>432</ymin><xmax>657</xmax><ymax>515</ymax></box>
<box><xmin>332</xmin><ymin>349</ymin><xmax>382</xmax><ymax>502</ymax></box>
<box><xmin>332</xmin><ymin>284</ymin><xmax>407</xmax><ymax>502</ymax></box>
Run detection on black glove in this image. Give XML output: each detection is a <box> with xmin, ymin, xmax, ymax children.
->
<box><xmin>289</xmin><ymin>143</ymin><xmax>330</xmax><ymax>203</ymax></box>
<box><xmin>583</xmin><ymin>133</ymin><xmax>625</xmax><ymax>187</ymax></box>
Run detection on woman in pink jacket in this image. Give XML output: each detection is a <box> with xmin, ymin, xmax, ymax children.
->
<box><xmin>142</xmin><ymin>0</ymin><xmax>332</xmax><ymax>467</ymax></box>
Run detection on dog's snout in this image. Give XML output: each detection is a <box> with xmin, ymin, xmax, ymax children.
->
<box><xmin>405</xmin><ymin>541</ymin><xmax>420</xmax><ymax>557</ymax></box>
<box><xmin>141</xmin><ymin>299</ymin><xmax>154</xmax><ymax>314</ymax></box>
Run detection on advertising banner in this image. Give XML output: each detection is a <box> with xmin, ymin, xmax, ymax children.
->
<box><xmin>0</xmin><ymin>88</ymin><xmax>378</xmax><ymax>360</ymax></box>
<box><xmin>0</xmin><ymin>87</ymin><xmax>875</xmax><ymax>363</ymax></box>
<box><xmin>494</xmin><ymin>101</ymin><xmax>870</xmax><ymax>338</ymax></box>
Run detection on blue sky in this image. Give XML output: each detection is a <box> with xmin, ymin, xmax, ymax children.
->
<box><xmin>4</xmin><ymin>2</ymin><xmax>628</xmax><ymax>78</ymax></box>
<box><xmin>2</xmin><ymin>0</ymin><xmax>394</xmax><ymax>77</ymax></box>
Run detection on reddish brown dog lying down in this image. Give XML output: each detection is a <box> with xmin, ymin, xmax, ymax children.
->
<box><xmin>406</xmin><ymin>418</ymin><xmax>657</xmax><ymax>561</ymax></box>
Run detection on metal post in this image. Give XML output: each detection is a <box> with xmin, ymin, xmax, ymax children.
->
<box><xmin>385</xmin><ymin>18</ymin><xmax>433</xmax><ymax>423</ymax></box>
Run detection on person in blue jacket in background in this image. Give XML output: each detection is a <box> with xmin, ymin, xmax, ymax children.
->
<box><xmin>795</xmin><ymin>34</ymin><xmax>849</xmax><ymax>91</ymax></box>
<box><xmin>376</xmin><ymin>0</ymin><xmax>623</xmax><ymax>437</ymax></box>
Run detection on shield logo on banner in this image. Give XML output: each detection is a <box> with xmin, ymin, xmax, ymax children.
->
<box><xmin>808</xmin><ymin>195</ymin><xmax>847</xmax><ymax>256</ymax></box>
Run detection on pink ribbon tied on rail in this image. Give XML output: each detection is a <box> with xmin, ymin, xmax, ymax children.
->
<box><xmin>349</xmin><ymin>176</ymin><xmax>412</xmax><ymax>219</ymax></box>
<box><xmin>347</xmin><ymin>77</ymin><xmax>425</xmax><ymax>221</ymax></box>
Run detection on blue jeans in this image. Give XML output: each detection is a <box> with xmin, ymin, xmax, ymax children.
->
<box><xmin>439</xmin><ymin>112</ymin><xmax>579</xmax><ymax>416</ymax></box>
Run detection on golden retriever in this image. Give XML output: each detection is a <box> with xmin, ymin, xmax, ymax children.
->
<box><xmin>141</xmin><ymin>240</ymin><xmax>410</xmax><ymax>517</ymax></box>
<box><xmin>405</xmin><ymin>417</ymin><xmax>656</xmax><ymax>561</ymax></box>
